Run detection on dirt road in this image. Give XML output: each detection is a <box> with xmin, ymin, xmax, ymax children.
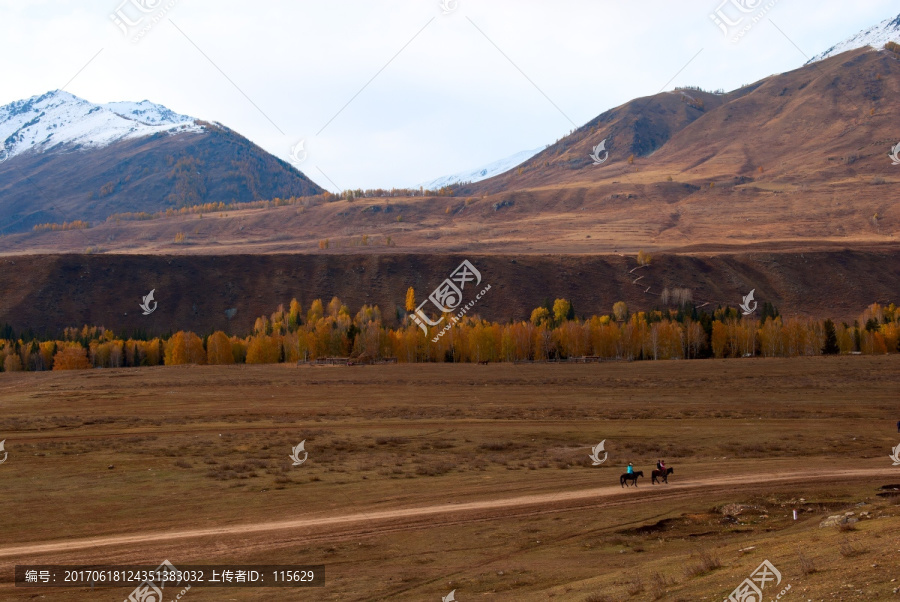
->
<box><xmin>3</xmin><ymin>467</ymin><xmax>895</xmax><ymax>559</ymax></box>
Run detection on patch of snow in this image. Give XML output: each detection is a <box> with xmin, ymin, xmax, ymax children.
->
<box><xmin>418</xmin><ymin>147</ymin><xmax>544</xmax><ymax>190</ymax></box>
<box><xmin>102</xmin><ymin>99</ymin><xmax>195</xmax><ymax>126</ymax></box>
<box><xmin>0</xmin><ymin>90</ymin><xmax>203</xmax><ymax>161</ymax></box>
<box><xmin>806</xmin><ymin>12</ymin><xmax>900</xmax><ymax>64</ymax></box>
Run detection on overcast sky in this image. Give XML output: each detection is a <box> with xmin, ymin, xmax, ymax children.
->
<box><xmin>1</xmin><ymin>0</ymin><xmax>897</xmax><ymax>191</ymax></box>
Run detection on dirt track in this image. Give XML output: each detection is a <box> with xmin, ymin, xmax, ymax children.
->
<box><xmin>2</xmin><ymin>467</ymin><xmax>894</xmax><ymax>559</ymax></box>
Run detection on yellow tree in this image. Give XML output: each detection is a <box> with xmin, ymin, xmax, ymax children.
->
<box><xmin>253</xmin><ymin>316</ymin><xmax>270</xmax><ymax>336</ymax></box>
<box><xmin>39</xmin><ymin>341</ymin><xmax>57</xmax><ymax>369</ymax></box>
<box><xmin>207</xmin><ymin>331</ymin><xmax>234</xmax><ymax>364</ymax></box>
<box><xmin>52</xmin><ymin>345</ymin><xmax>91</xmax><ymax>370</ymax></box>
<box><xmin>683</xmin><ymin>319</ymin><xmax>705</xmax><ymax>359</ymax></box>
<box><xmin>405</xmin><ymin>287</ymin><xmax>416</xmax><ymax>312</ymax></box>
<box><xmin>287</xmin><ymin>299</ymin><xmax>302</xmax><ymax>331</ymax></box>
<box><xmin>246</xmin><ymin>335</ymin><xmax>282</xmax><ymax>363</ymax></box>
<box><xmin>552</xmin><ymin>298</ymin><xmax>572</xmax><ymax>325</ymax></box>
<box><xmin>307</xmin><ymin>299</ymin><xmax>324</xmax><ymax>324</ymax></box>
<box><xmin>3</xmin><ymin>354</ymin><xmax>23</xmax><ymax>372</ymax></box>
<box><xmin>530</xmin><ymin>307</ymin><xmax>550</xmax><ymax>326</ymax></box>
<box><xmin>613</xmin><ymin>301</ymin><xmax>628</xmax><ymax>322</ymax></box>
<box><xmin>165</xmin><ymin>331</ymin><xmax>206</xmax><ymax>365</ymax></box>
<box><xmin>835</xmin><ymin>323</ymin><xmax>855</xmax><ymax>354</ymax></box>
<box><xmin>326</xmin><ymin>296</ymin><xmax>345</xmax><ymax>319</ymax></box>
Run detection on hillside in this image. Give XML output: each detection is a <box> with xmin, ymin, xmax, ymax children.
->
<box><xmin>0</xmin><ymin>250</ymin><xmax>897</xmax><ymax>336</ymax></box>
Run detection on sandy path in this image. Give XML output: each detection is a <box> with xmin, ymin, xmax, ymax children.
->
<box><xmin>2</xmin><ymin>467</ymin><xmax>895</xmax><ymax>558</ymax></box>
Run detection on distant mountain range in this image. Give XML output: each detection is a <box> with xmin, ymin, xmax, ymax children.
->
<box><xmin>0</xmin><ymin>91</ymin><xmax>323</xmax><ymax>233</ymax></box>
<box><xmin>1</xmin><ymin>11</ymin><xmax>898</xmax><ymax>239</ymax></box>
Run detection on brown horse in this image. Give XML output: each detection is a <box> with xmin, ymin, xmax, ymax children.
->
<box><xmin>620</xmin><ymin>471</ymin><xmax>643</xmax><ymax>487</ymax></box>
<box><xmin>651</xmin><ymin>467</ymin><xmax>674</xmax><ymax>484</ymax></box>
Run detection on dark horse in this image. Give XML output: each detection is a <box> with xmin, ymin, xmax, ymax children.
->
<box><xmin>651</xmin><ymin>467</ymin><xmax>674</xmax><ymax>484</ymax></box>
<box><xmin>620</xmin><ymin>470</ymin><xmax>643</xmax><ymax>487</ymax></box>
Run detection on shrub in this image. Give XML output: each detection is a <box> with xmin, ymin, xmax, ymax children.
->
<box><xmin>683</xmin><ymin>548</ymin><xmax>721</xmax><ymax>578</ymax></box>
<box><xmin>798</xmin><ymin>548</ymin><xmax>817</xmax><ymax>574</ymax></box>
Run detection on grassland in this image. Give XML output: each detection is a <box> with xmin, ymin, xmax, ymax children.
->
<box><xmin>0</xmin><ymin>355</ymin><xmax>898</xmax><ymax>600</ymax></box>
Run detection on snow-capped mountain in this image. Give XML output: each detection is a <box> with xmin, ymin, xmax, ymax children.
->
<box><xmin>806</xmin><ymin>11</ymin><xmax>900</xmax><ymax>64</ymax></box>
<box><xmin>419</xmin><ymin>147</ymin><xmax>544</xmax><ymax>190</ymax></box>
<box><xmin>0</xmin><ymin>90</ymin><xmax>323</xmax><ymax>233</ymax></box>
<box><xmin>0</xmin><ymin>90</ymin><xmax>202</xmax><ymax>161</ymax></box>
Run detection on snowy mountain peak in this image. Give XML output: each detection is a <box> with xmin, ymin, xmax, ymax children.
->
<box><xmin>0</xmin><ymin>90</ymin><xmax>202</xmax><ymax>162</ymax></box>
<box><xmin>418</xmin><ymin>147</ymin><xmax>544</xmax><ymax>190</ymax></box>
<box><xmin>807</xmin><ymin>12</ymin><xmax>900</xmax><ymax>64</ymax></box>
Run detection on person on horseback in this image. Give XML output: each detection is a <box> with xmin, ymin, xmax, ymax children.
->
<box><xmin>627</xmin><ymin>463</ymin><xmax>634</xmax><ymax>475</ymax></box>
<box><xmin>657</xmin><ymin>459</ymin><xmax>666</xmax><ymax>472</ymax></box>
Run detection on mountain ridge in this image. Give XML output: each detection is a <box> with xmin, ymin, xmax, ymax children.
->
<box><xmin>0</xmin><ymin>90</ymin><xmax>202</xmax><ymax>162</ymax></box>
<box><xmin>807</xmin><ymin>11</ymin><xmax>900</xmax><ymax>64</ymax></box>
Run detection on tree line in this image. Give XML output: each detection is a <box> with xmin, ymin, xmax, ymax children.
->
<box><xmin>0</xmin><ymin>299</ymin><xmax>897</xmax><ymax>372</ymax></box>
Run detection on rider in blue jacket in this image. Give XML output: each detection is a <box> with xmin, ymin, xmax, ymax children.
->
<box><xmin>626</xmin><ymin>463</ymin><xmax>634</xmax><ymax>474</ymax></box>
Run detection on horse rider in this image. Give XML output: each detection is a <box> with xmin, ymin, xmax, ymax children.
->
<box><xmin>657</xmin><ymin>459</ymin><xmax>666</xmax><ymax>472</ymax></box>
<box><xmin>626</xmin><ymin>462</ymin><xmax>634</xmax><ymax>475</ymax></box>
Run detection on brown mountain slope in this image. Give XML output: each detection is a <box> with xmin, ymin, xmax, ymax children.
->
<box><xmin>463</xmin><ymin>47</ymin><xmax>900</xmax><ymax>194</ymax></box>
<box><xmin>466</xmin><ymin>88</ymin><xmax>726</xmax><ymax>193</ymax></box>
<box><xmin>0</xmin><ymin>250</ymin><xmax>897</xmax><ymax>336</ymax></box>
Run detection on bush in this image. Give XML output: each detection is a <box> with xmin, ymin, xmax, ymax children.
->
<box><xmin>838</xmin><ymin>538</ymin><xmax>866</xmax><ymax>557</ymax></box>
<box><xmin>683</xmin><ymin>548</ymin><xmax>721</xmax><ymax>578</ymax></box>
<box><xmin>798</xmin><ymin>548</ymin><xmax>817</xmax><ymax>574</ymax></box>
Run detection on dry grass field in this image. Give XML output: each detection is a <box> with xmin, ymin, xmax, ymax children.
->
<box><xmin>0</xmin><ymin>355</ymin><xmax>899</xmax><ymax>601</ymax></box>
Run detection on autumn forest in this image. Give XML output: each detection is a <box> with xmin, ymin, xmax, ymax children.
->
<box><xmin>0</xmin><ymin>296</ymin><xmax>898</xmax><ymax>372</ymax></box>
